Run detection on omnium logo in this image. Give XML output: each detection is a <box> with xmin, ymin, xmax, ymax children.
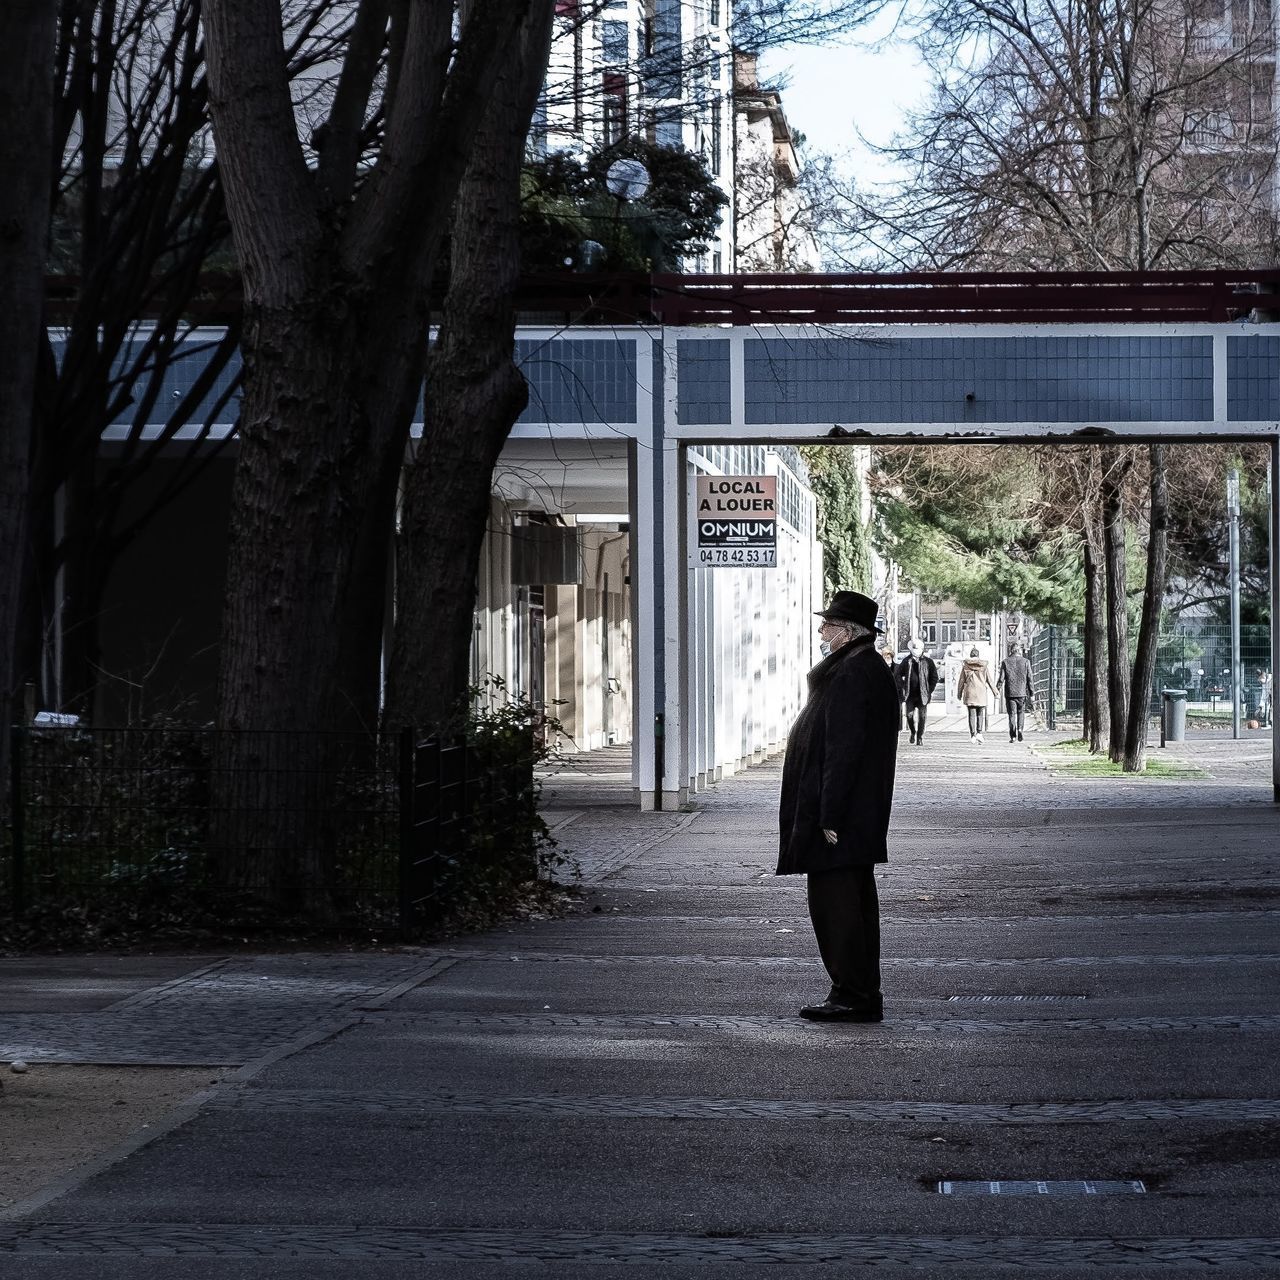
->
<box><xmin>699</xmin><ymin>520</ymin><xmax>775</xmax><ymax>539</ymax></box>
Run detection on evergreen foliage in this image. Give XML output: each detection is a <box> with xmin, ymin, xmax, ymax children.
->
<box><xmin>521</xmin><ymin>140</ymin><xmax>728</xmax><ymax>271</ymax></box>
<box><xmin>800</xmin><ymin>447</ymin><xmax>871</xmax><ymax>595</ymax></box>
<box><xmin>871</xmin><ymin>448</ymin><xmax>1082</xmax><ymax>621</ymax></box>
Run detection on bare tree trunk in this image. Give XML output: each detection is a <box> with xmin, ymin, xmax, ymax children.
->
<box><xmin>1102</xmin><ymin>449</ymin><xmax>1133</xmax><ymax>763</ymax></box>
<box><xmin>1082</xmin><ymin>523</ymin><xmax>1109</xmax><ymax>753</ymax></box>
<box><xmin>0</xmin><ymin>0</ymin><xmax>56</xmax><ymax>810</ymax></box>
<box><xmin>1080</xmin><ymin>445</ymin><xmax>1109</xmax><ymax>753</ymax></box>
<box><xmin>1124</xmin><ymin>443</ymin><xmax>1169</xmax><ymax>771</ymax></box>
<box><xmin>212</xmin><ymin>302</ymin><xmax>417</xmax><ymax>910</ymax></box>
<box><xmin>388</xmin><ymin>0</ymin><xmax>554</xmax><ymax>733</ymax></box>
<box><xmin>200</xmin><ymin>0</ymin><xmax>538</xmax><ymax>914</ymax></box>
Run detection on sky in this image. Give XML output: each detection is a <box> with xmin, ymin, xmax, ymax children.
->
<box><xmin>757</xmin><ymin>15</ymin><xmax>929</xmax><ymax>192</ymax></box>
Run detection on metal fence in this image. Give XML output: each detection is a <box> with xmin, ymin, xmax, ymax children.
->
<box><xmin>6</xmin><ymin>724</ymin><xmax>539</xmax><ymax>933</ymax></box>
<box><xmin>400</xmin><ymin>735</ymin><xmax>539</xmax><ymax>925</ymax></box>
<box><xmin>1031</xmin><ymin>623</ymin><xmax>1273</xmax><ymax>725</ymax></box>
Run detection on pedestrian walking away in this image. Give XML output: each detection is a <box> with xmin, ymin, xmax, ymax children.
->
<box><xmin>894</xmin><ymin>638</ymin><xmax>939</xmax><ymax>746</ymax></box>
<box><xmin>997</xmin><ymin>640</ymin><xmax>1036</xmax><ymax>742</ymax></box>
<box><xmin>777</xmin><ymin>590</ymin><xmax>899</xmax><ymax>1023</ymax></box>
<box><xmin>956</xmin><ymin>647</ymin><xmax>999</xmax><ymax>743</ymax></box>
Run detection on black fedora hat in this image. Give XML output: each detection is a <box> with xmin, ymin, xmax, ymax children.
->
<box><xmin>815</xmin><ymin>590</ymin><xmax>883</xmax><ymax>632</ymax></box>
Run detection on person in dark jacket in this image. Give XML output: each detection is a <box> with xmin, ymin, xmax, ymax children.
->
<box><xmin>777</xmin><ymin>589</ymin><xmax>900</xmax><ymax>1022</ymax></box>
<box><xmin>894</xmin><ymin>638</ymin><xmax>939</xmax><ymax>746</ymax></box>
<box><xmin>997</xmin><ymin>640</ymin><xmax>1037</xmax><ymax>741</ymax></box>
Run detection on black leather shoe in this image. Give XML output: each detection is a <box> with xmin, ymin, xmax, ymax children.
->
<box><xmin>799</xmin><ymin>1000</ymin><xmax>883</xmax><ymax>1023</ymax></box>
<box><xmin>1018</xmin><ymin>731</ymin><xmax>1024</xmax><ymax>741</ymax></box>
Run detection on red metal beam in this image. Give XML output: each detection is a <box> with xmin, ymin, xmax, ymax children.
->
<box><xmin>45</xmin><ymin>269</ymin><xmax>1280</xmax><ymax>326</ymax></box>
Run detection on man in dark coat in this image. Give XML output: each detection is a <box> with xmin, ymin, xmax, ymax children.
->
<box><xmin>777</xmin><ymin>590</ymin><xmax>900</xmax><ymax>1022</ymax></box>
<box><xmin>894</xmin><ymin>638</ymin><xmax>939</xmax><ymax>746</ymax></box>
<box><xmin>997</xmin><ymin>640</ymin><xmax>1036</xmax><ymax>742</ymax></box>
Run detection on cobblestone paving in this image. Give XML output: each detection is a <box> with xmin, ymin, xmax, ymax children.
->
<box><xmin>591</xmin><ymin>908</ymin><xmax>1280</xmax><ymax>925</ymax></box>
<box><xmin>3</xmin><ymin>1224</ymin><xmax>1280</xmax><ymax>1267</ymax></box>
<box><xmin>372</xmin><ymin>1009</ymin><xmax>1280</xmax><ymax>1035</ymax></box>
<box><xmin>0</xmin><ymin>955</ymin><xmax>447</xmax><ymax>1066</ymax></box>
<box><xmin>553</xmin><ymin>810</ymin><xmax>700</xmax><ymax>883</ymax></box>
<box><xmin>428</xmin><ymin>946</ymin><xmax>1280</xmax><ymax>969</ymax></box>
<box><xmin>204</xmin><ymin>1087</ymin><xmax>1280</xmax><ymax>1125</ymax></box>
<box><xmin>607</xmin><ymin>876</ymin><xmax>1280</xmax><ymax>895</ymax></box>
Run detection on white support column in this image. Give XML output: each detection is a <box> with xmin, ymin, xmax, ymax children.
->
<box><xmin>1271</xmin><ymin>435</ymin><xmax>1279</xmax><ymax>802</ymax></box>
<box><xmin>631</xmin><ymin>430</ymin><xmax>659</xmax><ymax>805</ymax></box>
<box><xmin>697</xmin><ymin>560</ymin><xmax>712</xmax><ymax>789</ymax></box>
<box><xmin>634</xmin><ymin>337</ymin><xmax>687</xmax><ymax>809</ymax></box>
<box><xmin>662</xmin><ymin>432</ymin><xmax>688</xmax><ymax>808</ymax></box>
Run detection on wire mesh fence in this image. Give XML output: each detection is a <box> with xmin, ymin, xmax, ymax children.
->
<box><xmin>5</xmin><ymin>724</ymin><xmax>542</xmax><ymax>934</ymax></box>
<box><xmin>1031</xmin><ymin>623</ymin><xmax>1273</xmax><ymax>725</ymax></box>
<box><xmin>400</xmin><ymin>735</ymin><xmax>539</xmax><ymax>926</ymax></box>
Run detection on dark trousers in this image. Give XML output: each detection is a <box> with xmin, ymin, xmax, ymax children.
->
<box><xmin>905</xmin><ymin>700</ymin><xmax>928</xmax><ymax>739</ymax></box>
<box><xmin>1005</xmin><ymin>696</ymin><xmax>1026</xmax><ymax>734</ymax></box>
<box><xmin>967</xmin><ymin>706</ymin><xmax>986</xmax><ymax>735</ymax></box>
<box><xmin>806</xmin><ymin>864</ymin><xmax>882</xmax><ymax>1008</ymax></box>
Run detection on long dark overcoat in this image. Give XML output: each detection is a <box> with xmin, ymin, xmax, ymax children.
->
<box><xmin>894</xmin><ymin>653</ymin><xmax>939</xmax><ymax>706</ymax></box>
<box><xmin>776</xmin><ymin>638</ymin><xmax>900</xmax><ymax>875</ymax></box>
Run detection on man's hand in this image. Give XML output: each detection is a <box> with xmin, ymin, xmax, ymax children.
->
<box><xmin>823</xmin><ymin>829</ymin><xmax>838</xmax><ymax>844</ymax></box>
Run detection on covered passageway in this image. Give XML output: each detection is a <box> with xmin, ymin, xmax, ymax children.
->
<box><xmin>507</xmin><ymin>271</ymin><xmax>1280</xmax><ymax>805</ymax></box>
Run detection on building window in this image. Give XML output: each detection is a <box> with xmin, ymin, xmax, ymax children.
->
<box><xmin>601</xmin><ymin>19</ymin><xmax>628</xmax><ymax>63</ymax></box>
<box><xmin>655</xmin><ymin>116</ymin><xmax>682</xmax><ymax>148</ymax></box>
<box><xmin>602</xmin><ymin>72</ymin><xmax>627</xmax><ymax>146</ymax></box>
<box><xmin>920</xmin><ymin>621</ymin><xmax>937</xmax><ymax>643</ymax></box>
<box><xmin>712</xmin><ymin>250</ymin><xmax>722</xmax><ymax>271</ymax></box>
<box><xmin>710</xmin><ymin>98</ymin><xmax>721</xmax><ymax>174</ymax></box>
<box><xmin>572</xmin><ymin>21</ymin><xmax>584</xmax><ymax>130</ymax></box>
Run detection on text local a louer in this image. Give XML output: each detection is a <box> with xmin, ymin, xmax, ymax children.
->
<box><xmin>697</xmin><ymin>478</ymin><xmax>776</xmax><ymax>514</ymax></box>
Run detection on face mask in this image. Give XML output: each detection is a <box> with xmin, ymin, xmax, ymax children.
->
<box><xmin>819</xmin><ymin>640</ymin><xmax>833</xmax><ymax>658</ymax></box>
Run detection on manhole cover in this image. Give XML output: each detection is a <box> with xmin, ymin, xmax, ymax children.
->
<box><xmin>938</xmin><ymin>1180</ymin><xmax>1146</xmax><ymax>1196</ymax></box>
<box><xmin>946</xmin><ymin>994</ymin><xmax>1088</xmax><ymax>1003</ymax></box>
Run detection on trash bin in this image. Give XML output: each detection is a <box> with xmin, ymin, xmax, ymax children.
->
<box><xmin>1161</xmin><ymin>689</ymin><xmax>1187</xmax><ymax>745</ymax></box>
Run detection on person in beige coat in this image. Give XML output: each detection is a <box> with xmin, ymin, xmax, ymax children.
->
<box><xmin>956</xmin><ymin>647</ymin><xmax>999</xmax><ymax>743</ymax></box>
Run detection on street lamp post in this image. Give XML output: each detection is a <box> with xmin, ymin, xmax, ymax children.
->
<box><xmin>1228</xmin><ymin>469</ymin><xmax>1242</xmax><ymax>739</ymax></box>
<box><xmin>603</xmin><ymin>158</ymin><xmax>650</xmax><ymax>265</ymax></box>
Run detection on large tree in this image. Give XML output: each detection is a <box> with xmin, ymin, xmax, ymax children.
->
<box><xmin>33</xmin><ymin>0</ymin><xmax>242</xmax><ymax>717</ymax></box>
<box><xmin>15</xmin><ymin>2</ymin><xmax>354</xmax><ymax>723</ymax></box>
<box><xmin>197</xmin><ymin>0</ymin><xmax>550</xmax><ymax>907</ymax></box>
<box><xmin>0</xmin><ymin>0</ymin><xmax>57</xmax><ymax>805</ymax></box>
<box><xmin>870</xmin><ymin>445</ymin><xmax>1083</xmax><ymax>622</ymax></box>
<box><xmin>201</xmin><ymin>0</ymin><xmax>542</xmax><ymax>739</ymax></box>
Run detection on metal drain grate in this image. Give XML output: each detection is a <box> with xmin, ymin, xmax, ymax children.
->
<box><xmin>938</xmin><ymin>1180</ymin><xmax>1146</xmax><ymax>1196</ymax></box>
<box><xmin>946</xmin><ymin>994</ymin><xmax>1088</xmax><ymax>1003</ymax></box>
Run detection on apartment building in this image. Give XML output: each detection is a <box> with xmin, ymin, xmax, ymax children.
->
<box><xmin>732</xmin><ymin>51</ymin><xmax>821</xmax><ymax>271</ymax></box>
<box><xmin>537</xmin><ymin>0</ymin><xmax>736</xmax><ymax>270</ymax></box>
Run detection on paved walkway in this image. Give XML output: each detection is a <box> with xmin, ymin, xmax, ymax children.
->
<box><xmin>2</xmin><ymin>735</ymin><xmax>1279</xmax><ymax>1276</ymax></box>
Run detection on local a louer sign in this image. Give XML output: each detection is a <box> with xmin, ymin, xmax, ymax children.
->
<box><xmin>694</xmin><ymin>475</ymin><xmax>777</xmax><ymax>567</ymax></box>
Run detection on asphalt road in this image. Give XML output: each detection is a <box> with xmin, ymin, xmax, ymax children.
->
<box><xmin>2</xmin><ymin>733</ymin><xmax>1278</xmax><ymax>1277</ymax></box>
